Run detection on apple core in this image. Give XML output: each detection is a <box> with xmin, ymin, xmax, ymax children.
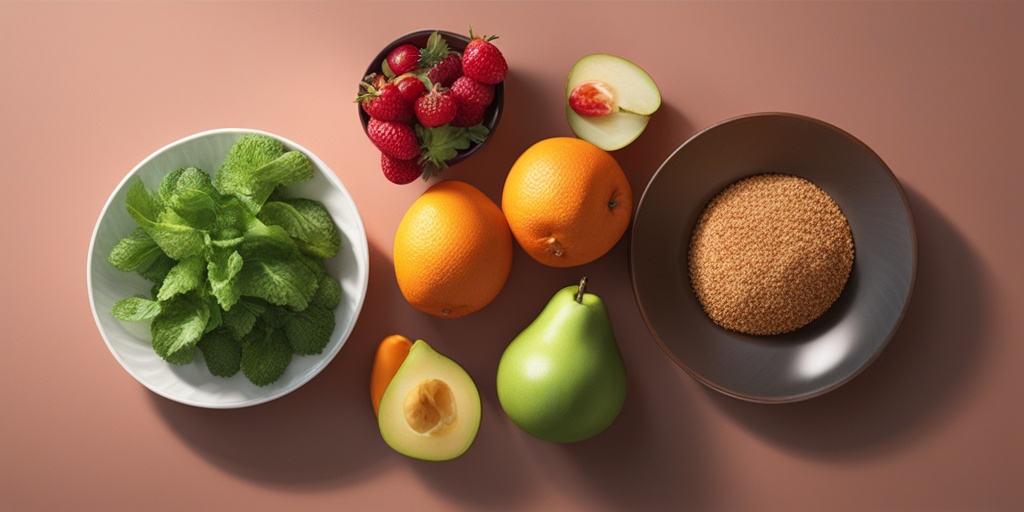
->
<box><xmin>403</xmin><ymin>378</ymin><xmax>457</xmax><ymax>435</ymax></box>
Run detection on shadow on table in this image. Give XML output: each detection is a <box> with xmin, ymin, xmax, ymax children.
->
<box><xmin>707</xmin><ymin>184</ymin><xmax>994</xmax><ymax>459</ymax></box>
<box><xmin>149</xmin><ymin>241</ymin><xmax>400</xmax><ymax>489</ymax></box>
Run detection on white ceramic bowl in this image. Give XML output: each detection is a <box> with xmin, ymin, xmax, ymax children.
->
<box><xmin>87</xmin><ymin>128</ymin><xmax>369</xmax><ymax>408</ymax></box>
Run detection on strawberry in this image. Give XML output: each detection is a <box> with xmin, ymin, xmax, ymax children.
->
<box><xmin>451</xmin><ymin>104</ymin><xmax>485</xmax><ymax>127</ymax></box>
<box><xmin>415</xmin><ymin>84</ymin><xmax>458</xmax><ymax>127</ymax></box>
<box><xmin>426</xmin><ymin>53</ymin><xmax>463</xmax><ymax>88</ymax></box>
<box><xmin>380</xmin><ymin>153</ymin><xmax>423</xmax><ymax>184</ymax></box>
<box><xmin>449</xmin><ymin>76</ymin><xmax>494</xmax><ymax>113</ymax></box>
<box><xmin>356</xmin><ymin>76</ymin><xmax>413</xmax><ymax>123</ymax></box>
<box><xmin>394</xmin><ymin>74</ymin><xmax>427</xmax><ymax>104</ymax></box>
<box><xmin>461</xmin><ymin>28</ymin><xmax>507</xmax><ymax>85</ymax></box>
<box><xmin>367</xmin><ymin>118</ymin><xmax>420</xmax><ymax>160</ymax></box>
<box><xmin>386</xmin><ymin>44</ymin><xmax>420</xmax><ymax>76</ymax></box>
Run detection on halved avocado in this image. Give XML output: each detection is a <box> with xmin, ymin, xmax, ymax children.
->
<box><xmin>377</xmin><ymin>340</ymin><xmax>481</xmax><ymax>461</ymax></box>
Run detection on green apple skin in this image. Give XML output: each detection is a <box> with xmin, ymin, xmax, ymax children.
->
<box><xmin>496</xmin><ymin>283</ymin><xmax>628</xmax><ymax>443</ymax></box>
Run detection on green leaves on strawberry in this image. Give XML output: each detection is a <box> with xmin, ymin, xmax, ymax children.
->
<box><xmin>416</xmin><ymin>124</ymin><xmax>490</xmax><ymax>180</ymax></box>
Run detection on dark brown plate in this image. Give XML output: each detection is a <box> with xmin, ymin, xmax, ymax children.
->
<box><xmin>630</xmin><ymin>112</ymin><xmax>917</xmax><ymax>403</ymax></box>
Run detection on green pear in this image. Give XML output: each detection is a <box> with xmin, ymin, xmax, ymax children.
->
<box><xmin>497</xmin><ymin>277</ymin><xmax>627</xmax><ymax>443</ymax></box>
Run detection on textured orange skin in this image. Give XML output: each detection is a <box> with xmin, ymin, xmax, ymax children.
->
<box><xmin>370</xmin><ymin>334</ymin><xmax>413</xmax><ymax>416</ymax></box>
<box><xmin>502</xmin><ymin>137</ymin><xmax>632</xmax><ymax>267</ymax></box>
<box><xmin>394</xmin><ymin>180</ymin><xmax>513</xmax><ymax>318</ymax></box>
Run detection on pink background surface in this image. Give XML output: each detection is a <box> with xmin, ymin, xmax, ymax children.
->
<box><xmin>2</xmin><ymin>1</ymin><xmax>1023</xmax><ymax>510</ymax></box>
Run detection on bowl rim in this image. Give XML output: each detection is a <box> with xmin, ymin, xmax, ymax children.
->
<box><xmin>86</xmin><ymin>127</ymin><xmax>370</xmax><ymax>408</ymax></box>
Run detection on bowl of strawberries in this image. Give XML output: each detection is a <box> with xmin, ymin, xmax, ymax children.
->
<box><xmin>357</xmin><ymin>28</ymin><xmax>507</xmax><ymax>184</ymax></box>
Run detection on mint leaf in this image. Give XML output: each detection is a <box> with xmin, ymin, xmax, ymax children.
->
<box><xmin>222</xmin><ymin>298</ymin><xmax>263</xmax><ymax>340</ymax></box>
<box><xmin>151</xmin><ymin>292</ymin><xmax>209</xmax><ymax>365</ymax></box>
<box><xmin>125</xmin><ymin>179</ymin><xmax>159</xmax><ymax>226</ymax></box>
<box><xmin>197</xmin><ymin>329</ymin><xmax>241</xmax><ymax>377</ymax></box>
<box><xmin>258</xmin><ymin>198</ymin><xmax>341</xmax><ymax>259</ymax></box>
<box><xmin>108</xmin><ymin>228</ymin><xmax>163</xmax><ymax>272</ymax></box>
<box><xmin>239</xmin><ymin>222</ymin><xmax>298</xmax><ymax>259</ymax></box>
<box><xmin>157</xmin><ymin>256</ymin><xmax>206</xmax><ymax>301</ymax></box>
<box><xmin>138</xmin><ymin>252</ymin><xmax>176</xmax><ymax>283</ymax></box>
<box><xmin>163</xmin><ymin>167</ymin><xmax>220</xmax><ymax>229</ymax></box>
<box><xmin>215</xmin><ymin>134</ymin><xmax>285</xmax><ymax>198</ymax></box>
<box><xmin>204</xmin><ymin>292</ymin><xmax>222</xmax><ymax>333</ymax></box>
<box><xmin>215</xmin><ymin>133</ymin><xmax>313</xmax><ymax>213</ymax></box>
<box><xmin>240</xmin><ymin>325</ymin><xmax>292</xmax><ymax>386</ymax></box>
<box><xmin>111</xmin><ymin>297</ymin><xmax>161</xmax><ymax>321</ymax></box>
<box><xmin>237</xmin><ymin>254</ymin><xmax>318</xmax><ymax>310</ymax></box>
<box><xmin>283</xmin><ymin>305</ymin><xmax>336</xmax><ymax>356</ymax></box>
<box><xmin>207</xmin><ymin>248</ymin><xmax>243</xmax><ymax>311</ymax></box>
<box><xmin>310</xmin><ymin>272</ymin><xmax>341</xmax><ymax>310</ymax></box>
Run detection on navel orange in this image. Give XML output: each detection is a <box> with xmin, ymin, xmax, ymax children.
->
<box><xmin>394</xmin><ymin>180</ymin><xmax>513</xmax><ymax>318</ymax></box>
<box><xmin>502</xmin><ymin>137</ymin><xmax>632</xmax><ymax>267</ymax></box>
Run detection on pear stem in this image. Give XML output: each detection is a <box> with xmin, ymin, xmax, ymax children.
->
<box><xmin>576</xmin><ymin>276</ymin><xmax>589</xmax><ymax>304</ymax></box>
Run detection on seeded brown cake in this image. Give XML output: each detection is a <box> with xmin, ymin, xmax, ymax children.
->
<box><xmin>688</xmin><ymin>173</ymin><xmax>854</xmax><ymax>336</ymax></box>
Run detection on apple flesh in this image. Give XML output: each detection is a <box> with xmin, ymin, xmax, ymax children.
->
<box><xmin>565</xmin><ymin>54</ymin><xmax>661</xmax><ymax>151</ymax></box>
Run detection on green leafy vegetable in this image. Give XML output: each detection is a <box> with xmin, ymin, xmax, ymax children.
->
<box><xmin>107</xmin><ymin>134</ymin><xmax>345</xmax><ymax>386</ymax></box>
<box><xmin>157</xmin><ymin>256</ymin><xmax>206</xmax><ymax>301</ymax></box>
<box><xmin>198</xmin><ymin>329</ymin><xmax>242</xmax><ymax>377</ymax></box>
<box><xmin>240</xmin><ymin>325</ymin><xmax>293</xmax><ymax>386</ymax></box>
<box><xmin>111</xmin><ymin>297</ymin><xmax>161</xmax><ymax>321</ymax></box>
<box><xmin>151</xmin><ymin>292</ymin><xmax>209</xmax><ymax>365</ymax></box>
<box><xmin>258</xmin><ymin>198</ymin><xmax>341</xmax><ymax>259</ymax></box>
<box><xmin>283</xmin><ymin>305</ymin><xmax>336</xmax><ymax>356</ymax></box>
<box><xmin>215</xmin><ymin>134</ymin><xmax>314</xmax><ymax>213</ymax></box>
<box><xmin>108</xmin><ymin>228</ymin><xmax>163</xmax><ymax>273</ymax></box>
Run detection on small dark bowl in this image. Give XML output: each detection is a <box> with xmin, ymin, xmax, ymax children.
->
<box><xmin>358</xmin><ymin>29</ymin><xmax>504</xmax><ymax>168</ymax></box>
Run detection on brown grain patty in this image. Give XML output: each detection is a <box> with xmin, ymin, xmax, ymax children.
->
<box><xmin>688</xmin><ymin>173</ymin><xmax>854</xmax><ymax>336</ymax></box>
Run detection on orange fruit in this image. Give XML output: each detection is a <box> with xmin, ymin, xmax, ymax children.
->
<box><xmin>502</xmin><ymin>137</ymin><xmax>632</xmax><ymax>267</ymax></box>
<box><xmin>394</xmin><ymin>180</ymin><xmax>513</xmax><ymax>318</ymax></box>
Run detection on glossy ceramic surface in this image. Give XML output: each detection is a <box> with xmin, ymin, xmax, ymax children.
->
<box><xmin>630</xmin><ymin>113</ymin><xmax>917</xmax><ymax>403</ymax></box>
<box><xmin>87</xmin><ymin>128</ymin><xmax>370</xmax><ymax>408</ymax></box>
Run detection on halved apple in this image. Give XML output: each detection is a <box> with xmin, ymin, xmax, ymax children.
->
<box><xmin>377</xmin><ymin>340</ymin><xmax>481</xmax><ymax>461</ymax></box>
<box><xmin>565</xmin><ymin>54</ymin><xmax>661</xmax><ymax>151</ymax></box>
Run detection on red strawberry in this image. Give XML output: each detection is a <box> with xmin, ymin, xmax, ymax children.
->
<box><xmin>386</xmin><ymin>44</ymin><xmax>420</xmax><ymax>76</ymax></box>
<box><xmin>415</xmin><ymin>84</ymin><xmax>458</xmax><ymax>127</ymax></box>
<box><xmin>367</xmin><ymin>118</ymin><xmax>420</xmax><ymax>160</ymax></box>
<box><xmin>451</xmin><ymin>104</ymin><xmax>485</xmax><ymax>127</ymax></box>
<box><xmin>380</xmin><ymin>153</ymin><xmax>423</xmax><ymax>184</ymax></box>
<box><xmin>426</xmin><ymin>53</ymin><xmax>463</xmax><ymax>88</ymax></box>
<box><xmin>462</xmin><ymin>28</ymin><xmax>507</xmax><ymax>85</ymax></box>
<box><xmin>394</xmin><ymin>74</ymin><xmax>427</xmax><ymax>104</ymax></box>
<box><xmin>449</xmin><ymin>76</ymin><xmax>494</xmax><ymax>113</ymax></box>
<box><xmin>356</xmin><ymin>77</ymin><xmax>413</xmax><ymax>123</ymax></box>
